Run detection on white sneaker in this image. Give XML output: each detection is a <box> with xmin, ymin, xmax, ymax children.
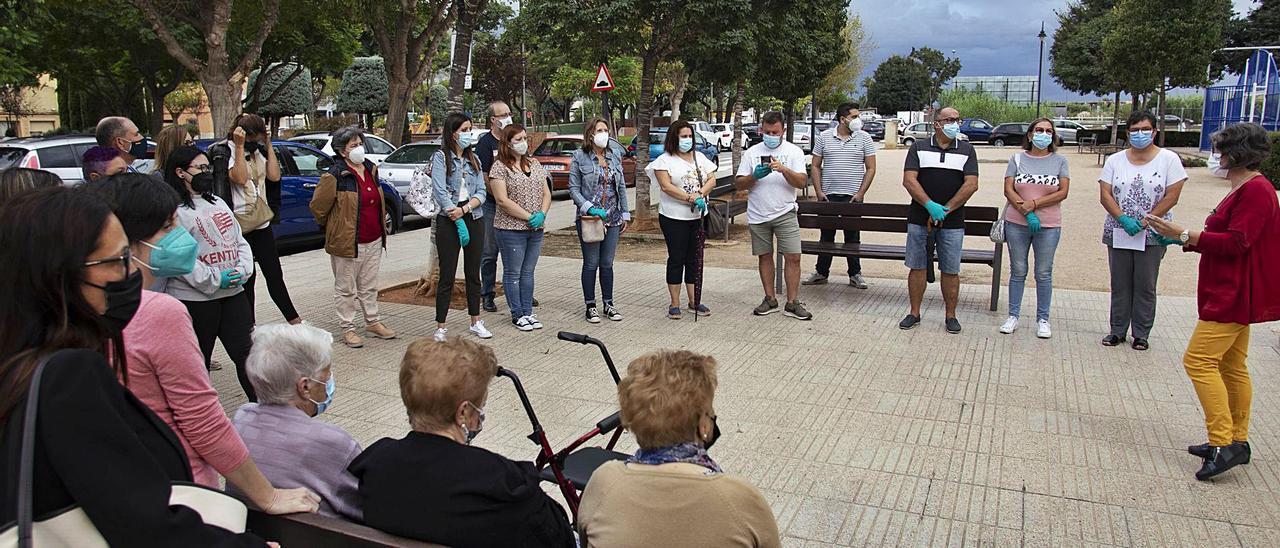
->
<box><xmin>433</xmin><ymin>327</ymin><xmax>448</xmax><ymax>342</ymax></box>
<box><xmin>999</xmin><ymin>316</ymin><xmax>1019</xmax><ymax>334</ymax></box>
<box><xmin>513</xmin><ymin>316</ymin><xmax>535</xmax><ymax>332</ymax></box>
<box><xmin>528</xmin><ymin>314</ymin><xmax>543</xmax><ymax>330</ymax></box>
<box><xmin>1036</xmin><ymin>319</ymin><xmax>1052</xmax><ymax>339</ymax></box>
<box><xmin>470</xmin><ymin>320</ymin><xmax>493</xmax><ymax>339</ymax></box>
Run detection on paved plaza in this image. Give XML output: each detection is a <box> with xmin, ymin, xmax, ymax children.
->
<box><xmin>208</xmin><ymin>221</ymin><xmax>1280</xmax><ymax>547</ymax></box>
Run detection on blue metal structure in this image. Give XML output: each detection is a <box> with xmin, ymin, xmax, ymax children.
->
<box><xmin>1202</xmin><ymin>49</ymin><xmax>1280</xmax><ymax>150</ymax></box>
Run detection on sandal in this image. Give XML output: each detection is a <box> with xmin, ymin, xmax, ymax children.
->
<box><xmin>667</xmin><ymin>306</ymin><xmax>682</xmax><ymax>320</ymax></box>
<box><xmin>1131</xmin><ymin>338</ymin><xmax>1149</xmax><ymax>351</ymax></box>
<box><xmin>1101</xmin><ymin>334</ymin><xmax>1126</xmax><ymax>347</ymax></box>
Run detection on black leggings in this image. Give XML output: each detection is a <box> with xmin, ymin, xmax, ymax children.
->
<box><xmin>242</xmin><ymin>227</ymin><xmax>300</xmax><ymax>324</ymax></box>
<box><xmin>659</xmin><ymin>215</ymin><xmax>701</xmax><ymax>285</ymax></box>
<box><xmin>182</xmin><ymin>293</ymin><xmax>256</xmax><ymax>402</ymax></box>
<box><xmin>436</xmin><ymin>214</ymin><xmax>485</xmax><ymax>323</ymax></box>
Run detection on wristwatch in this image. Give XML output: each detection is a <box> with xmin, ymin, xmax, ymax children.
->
<box><xmin>1179</xmin><ymin>229</ymin><xmax>1190</xmax><ymax>244</ymax></box>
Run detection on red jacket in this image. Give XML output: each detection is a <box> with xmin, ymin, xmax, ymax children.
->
<box><xmin>1189</xmin><ymin>175</ymin><xmax>1280</xmax><ymax>324</ymax></box>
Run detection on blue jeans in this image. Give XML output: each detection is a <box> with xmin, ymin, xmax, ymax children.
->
<box><xmin>1005</xmin><ymin>223</ymin><xmax>1060</xmax><ymax>321</ymax></box>
<box><xmin>495</xmin><ymin>229</ymin><xmax>543</xmax><ymax>318</ymax></box>
<box><xmin>578</xmin><ymin>221</ymin><xmax>621</xmax><ymax>306</ymax></box>
<box><xmin>904</xmin><ymin>224</ymin><xmax>963</xmax><ymax>274</ymax></box>
<box><xmin>480</xmin><ymin>200</ymin><xmax>499</xmax><ymax>298</ymax></box>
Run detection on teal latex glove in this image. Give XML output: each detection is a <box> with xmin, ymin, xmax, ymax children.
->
<box><xmin>694</xmin><ymin>197</ymin><xmax>707</xmax><ymax>213</ymax></box>
<box><xmin>219</xmin><ymin>269</ymin><xmax>243</xmax><ymax>289</ymax></box>
<box><xmin>923</xmin><ymin>200</ymin><xmax>949</xmax><ymax>222</ymax></box>
<box><xmin>1154</xmin><ymin>234</ymin><xmax>1182</xmax><ymax>246</ymax></box>
<box><xmin>751</xmin><ymin>163</ymin><xmax>772</xmax><ymax>180</ymax></box>
<box><xmin>1116</xmin><ymin>214</ymin><xmax>1143</xmax><ymax>236</ymax></box>
<box><xmin>1025</xmin><ymin>211</ymin><xmax>1042</xmax><ymax>234</ymax></box>
<box><xmin>528</xmin><ymin>211</ymin><xmax>545</xmax><ymax>229</ymax></box>
<box><xmin>587</xmin><ymin>207</ymin><xmax>608</xmax><ymax>219</ymax></box>
<box><xmin>455</xmin><ymin>218</ymin><xmax>470</xmax><ymax>247</ymax></box>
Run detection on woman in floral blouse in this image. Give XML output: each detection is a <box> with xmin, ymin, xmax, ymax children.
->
<box><xmin>488</xmin><ymin>124</ymin><xmax>551</xmax><ymax>332</ymax></box>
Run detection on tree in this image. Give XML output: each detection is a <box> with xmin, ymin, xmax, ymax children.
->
<box><xmin>909</xmin><ymin>47</ymin><xmax>962</xmax><ymax>110</ymax></box>
<box><xmin>865</xmin><ymin>55</ymin><xmax>931</xmax><ymax>114</ymax></box>
<box><xmin>131</xmin><ymin>0</ymin><xmax>281</xmax><ymax>135</ymax></box>
<box><xmin>1103</xmin><ymin>0</ymin><xmax>1231</xmax><ymax>143</ymax></box>
<box><xmin>754</xmin><ymin>0</ymin><xmax>849</xmax><ymax>139</ymax></box>
<box><xmin>472</xmin><ymin>35</ymin><xmax>529</xmax><ymax>110</ymax></box>
<box><xmin>1052</xmin><ymin>0</ymin><xmax>1122</xmax><ymax>141</ymax></box>
<box><xmin>337</xmin><ymin>57</ymin><xmax>390</xmax><ymax>126</ymax></box>
<box><xmin>358</xmin><ymin>0</ymin><xmax>457</xmax><ymax>146</ymax></box>
<box><xmin>164</xmin><ymin>82</ymin><xmax>207</xmax><ymax>126</ymax></box>
<box><xmin>445</xmin><ymin>0</ymin><xmax>490</xmax><ymax>113</ymax></box>
<box><xmin>1217</xmin><ymin>0</ymin><xmax>1280</xmax><ymax>76</ymax></box>
<box><xmin>817</xmin><ymin>15</ymin><xmax>873</xmax><ymax>109</ymax></box>
<box><xmin>0</xmin><ymin>85</ymin><xmax>33</xmax><ymax>132</ymax></box>
<box><xmin>247</xmin><ymin>63</ymin><xmax>313</xmax><ymax>134</ymax></box>
<box><xmin>680</xmin><ymin>0</ymin><xmax>757</xmax><ymax>170</ymax></box>
<box><xmin>0</xmin><ymin>0</ymin><xmax>42</xmax><ymax>89</ymax></box>
<box><xmin>244</xmin><ymin>1</ymin><xmax>360</xmax><ymax>122</ymax></box>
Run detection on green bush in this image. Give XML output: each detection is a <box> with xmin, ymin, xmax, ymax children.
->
<box><xmin>1261</xmin><ymin>132</ymin><xmax>1280</xmax><ymax>190</ymax></box>
<box><xmin>1181</xmin><ymin>156</ymin><xmax>1206</xmax><ymax>168</ymax></box>
<box><xmin>336</xmin><ymin>57</ymin><xmax>389</xmax><ymax>115</ymax></box>
<box><xmin>937</xmin><ymin>89</ymin><xmax>1038</xmax><ymax>125</ymax></box>
<box><xmin>247</xmin><ymin>63</ymin><xmax>313</xmax><ymax>117</ymax></box>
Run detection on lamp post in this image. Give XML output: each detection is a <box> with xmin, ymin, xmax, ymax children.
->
<box><xmin>1036</xmin><ymin>22</ymin><xmax>1046</xmax><ymax>117</ymax></box>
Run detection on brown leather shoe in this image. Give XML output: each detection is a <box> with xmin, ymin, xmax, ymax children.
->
<box><xmin>341</xmin><ymin>331</ymin><xmax>365</xmax><ymax>348</ymax></box>
<box><xmin>366</xmin><ymin>322</ymin><xmax>397</xmax><ymax>340</ymax></box>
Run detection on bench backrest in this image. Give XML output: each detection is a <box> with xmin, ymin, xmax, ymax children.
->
<box><xmin>246</xmin><ymin>509</ymin><xmax>444</xmax><ymax>547</ymax></box>
<box><xmin>708</xmin><ymin>173</ymin><xmax>737</xmax><ymax>198</ymax></box>
<box><xmin>797</xmin><ymin>201</ymin><xmax>999</xmax><ymax>238</ymax></box>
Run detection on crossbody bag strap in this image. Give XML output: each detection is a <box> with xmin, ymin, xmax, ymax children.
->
<box><xmin>17</xmin><ymin>352</ymin><xmax>56</xmax><ymax>548</ymax></box>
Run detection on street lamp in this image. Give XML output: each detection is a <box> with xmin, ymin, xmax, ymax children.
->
<box><xmin>1036</xmin><ymin>22</ymin><xmax>1046</xmax><ymax>117</ymax></box>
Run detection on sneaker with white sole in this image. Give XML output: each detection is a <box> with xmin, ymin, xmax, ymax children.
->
<box><xmin>999</xmin><ymin>316</ymin><xmax>1019</xmax><ymax>334</ymax></box>
<box><xmin>433</xmin><ymin>327</ymin><xmax>448</xmax><ymax>342</ymax></box>
<box><xmin>470</xmin><ymin>321</ymin><xmax>493</xmax><ymax>339</ymax></box>
<box><xmin>1036</xmin><ymin>319</ymin><xmax>1052</xmax><ymax>339</ymax></box>
<box><xmin>849</xmin><ymin>274</ymin><xmax>868</xmax><ymax>289</ymax></box>
<box><xmin>513</xmin><ymin>316</ymin><xmax>535</xmax><ymax>332</ymax></box>
<box><xmin>585</xmin><ymin>306</ymin><xmax>601</xmax><ymax>323</ymax></box>
<box><xmin>528</xmin><ymin>314</ymin><xmax>543</xmax><ymax>329</ymax></box>
<box><xmin>603</xmin><ymin>303</ymin><xmax>623</xmax><ymax>321</ymax></box>
<box><xmin>801</xmin><ymin>272</ymin><xmax>829</xmax><ymax>285</ymax></box>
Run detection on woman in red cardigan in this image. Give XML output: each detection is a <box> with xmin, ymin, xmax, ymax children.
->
<box><xmin>1148</xmin><ymin>123</ymin><xmax>1280</xmax><ymax>481</ymax></box>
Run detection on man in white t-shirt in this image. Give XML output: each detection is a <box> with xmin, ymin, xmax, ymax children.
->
<box><xmin>734</xmin><ymin>111</ymin><xmax>812</xmax><ymax>320</ymax></box>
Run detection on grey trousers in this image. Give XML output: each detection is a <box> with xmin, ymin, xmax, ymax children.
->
<box><xmin>1107</xmin><ymin>245</ymin><xmax>1166</xmax><ymax>340</ymax></box>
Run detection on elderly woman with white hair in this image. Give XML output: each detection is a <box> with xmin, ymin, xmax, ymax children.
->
<box><xmin>578</xmin><ymin>350</ymin><xmax>781</xmax><ymax>548</ymax></box>
<box><xmin>231</xmin><ymin>323</ymin><xmax>363</xmax><ymax>521</ymax></box>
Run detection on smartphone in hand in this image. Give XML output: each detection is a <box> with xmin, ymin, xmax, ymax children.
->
<box><xmin>759</xmin><ymin>155</ymin><xmax>773</xmax><ymax>165</ymax></box>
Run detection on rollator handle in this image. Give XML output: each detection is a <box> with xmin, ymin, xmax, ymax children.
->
<box><xmin>557</xmin><ymin>331</ymin><xmax>590</xmax><ymax>344</ymax></box>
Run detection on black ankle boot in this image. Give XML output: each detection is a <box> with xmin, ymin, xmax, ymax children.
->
<box><xmin>1196</xmin><ymin>444</ymin><xmax>1249</xmax><ymax>480</ymax></box>
<box><xmin>1188</xmin><ymin>441</ymin><xmax>1251</xmax><ymax>463</ymax></box>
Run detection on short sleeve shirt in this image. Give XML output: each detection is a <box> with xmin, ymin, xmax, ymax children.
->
<box><xmin>735</xmin><ymin>141</ymin><xmax>806</xmax><ymax>224</ymax></box>
<box><xmin>813</xmin><ymin>128</ymin><xmax>877</xmax><ymax>196</ymax></box>
<box><xmin>1004</xmin><ymin>152</ymin><xmax>1070</xmax><ymax>228</ymax></box>
<box><xmin>489</xmin><ymin>159</ymin><xmax>548</xmax><ymax>231</ymax></box>
<box><xmin>904</xmin><ymin>136</ymin><xmax>979</xmax><ymax>229</ymax></box>
<box><xmin>652</xmin><ymin>152</ymin><xmax>718</xmax><ymax>220</ymax></box>
<box><xmin>1098</xmin><ymin>148</ymin><xmax>1188</xmax><ymax>246</ymax></box>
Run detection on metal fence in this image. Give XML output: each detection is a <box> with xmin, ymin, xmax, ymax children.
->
<box><xmin>1201</xmin><ymin>50</ymin><xmax>1280</xmax><ymax>149</ymax></box>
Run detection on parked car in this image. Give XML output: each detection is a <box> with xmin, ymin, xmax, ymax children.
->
<box><xmin>792</xmin><ymin>123</ymin><xmax>817</xmax><ymax>152</ymax></box>
<box><xmin>742</xmin><ymin>123</ymin><xmax>762</xmax><ymax>145</ymax></box>
<box><xmin>862</xmin><ymin>121</ymin><xmax>885</xmax><ymax>141</ymax></box>
<box><xmin>377</xmin><ymin>140</ymin><xmax>441</xmax><ymax>215</ymax></box>
<box><xmin>1051</xmin><ymin>119</ymin><xmax>1087</xmax><ymax>144</ymax></box>
<box><xmin>709</xmin><ymin>122</ymin><xmax>748</xmax><ymax>150</ymax></box>
<box><xmin>0</xmin><ymin>135</ymin><xmax>103</xmax><ymax>185</ymax></box>
<box><xmin>536</xmin><ymin>134</ymin><xmax>637</xmax><ymax>192</ymax></box>
<box><xmin>898</xmin><ymin>122</ymin><xmax>970</xmax><ymax>147</ymax></box>
<box><xmin>194</xmin><ymin>139</ymin><xmax>404</xmax><ymax>241</ymax></box>
<box><xmin>690</xmin><ymin>121</ymin><xmax>724</xmax><ymax>151</ymax></box>
<box><xmin>644</xmin><ymin>129</ymin><xmax>719</xmax><ymax>165</ymax></box>
<box><xmin>958</xmin><ymin>118</ymin><xmax>994</xmax><ymax>143</ymax></box>
<box><xmin>989</xmin><ymin>123</ymin><xmax>1029</xmax><ymax>147</ymax></box>
<box><xmin>289</xmin><ymin>132</ymin><xmax>397</xmax><ymax>164</ymax></box>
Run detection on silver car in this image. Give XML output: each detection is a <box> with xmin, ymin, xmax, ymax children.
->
<box><xmin>898</xmin><ymin>122</ymin><xmax>969</xmax><ymax>147</ymax></box>
<box><xmin>0</xmin><ymin>135</ymin><xmax>102</xmax><ymax>184</ymax></box>
<box><xmin>289</xmin><ymin>132</ymin><xmax>397</xmax><ymax>164</ymax></box>
<box><xmin>1051</xmin><ymin>119</ymin><xmax>1087</xmax><ymax>144</ymax></box>
<box><xmin>377</xmin><ymin>140</ymin><xmax>441</xmax><ymax>216</ymax></box>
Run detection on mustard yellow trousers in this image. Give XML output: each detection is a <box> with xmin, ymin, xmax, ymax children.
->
<box><xmin>1183</xmin><ymin>320</ymin><xmax>1252</xmax><ymax>446</ymax></box>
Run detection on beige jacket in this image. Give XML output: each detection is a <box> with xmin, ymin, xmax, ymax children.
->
<box><xmin>309</xmin><ymin>160</ymin><xmax>386</xmax><ymax>259</ymax></box>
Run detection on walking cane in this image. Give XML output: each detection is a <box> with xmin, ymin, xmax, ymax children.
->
<box><xmin>694</xmin><ymin>214</ymin><xmax>706</xmax><ymax>323</ymax></box>
<box><xmin>925</xmin><ymin>218</ymin><xmax>937</xmax><ymax>284</ymax></box>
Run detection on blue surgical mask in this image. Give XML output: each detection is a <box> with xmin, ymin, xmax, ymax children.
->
<box><xmin>1031</xmin><ymin>133</ymin><xmax>1053</xmax><ymax>150</ymax></box>
<box><xmin>942</xmin><ymin>123</ymin><xmax>961</xmax><ymax>140</ymax></box>
<box><xmin>459</xmin><ymin>401</ymin><xmax>485</xmax><ymax>444</ymax></box>
<box><xmin>134</xmin><ymin>226</ymin><xmax>198</xmax><ymax>278</ymax></box>
<box><xmin>458</xmin><ymin>132</ymin><xmax>474</xmax><ymax>149</ymax></box>
<box><xmin>678</xmin><ymin>137</ymin><xmax>694</xmax><ymax>153</ymax></box>
<box><xmin>1129</xmin><ymin>130</ymin><xmax>1153</xmax><ymax>149</ymax></box>
<box><xmin>762</xmin><ymin>134</ymin><xmax>782</xmax><ymax>149</ymax></box>
<box><xmin>307</xmin><ymin>374</ymin><xmax>336</xmax><ymax>415</ymax></box>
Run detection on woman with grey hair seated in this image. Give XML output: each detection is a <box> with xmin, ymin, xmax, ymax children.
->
<box><xmin>231</xmin><ymin>322</ymin><xmax>364</xmax><ymax>520</ymax></box>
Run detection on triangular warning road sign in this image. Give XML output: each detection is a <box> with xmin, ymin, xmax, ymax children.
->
<box><xmin>592</xmin><ymin>63</ymin><xmax>616</xmax><ymax>92</ymax></box>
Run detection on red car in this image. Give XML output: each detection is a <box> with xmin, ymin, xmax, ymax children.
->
<box><xmin>533</xmin><ymin>134</ymin><xmax>636</xmax><ymax>191</ymax></box>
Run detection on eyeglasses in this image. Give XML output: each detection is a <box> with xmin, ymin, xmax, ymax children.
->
<box><xmin>187</xmin><ymin>164</ymin><xmax>212</xmax><ymax>173</ymax></box>
<box><xmin>1032</xmin><ymin>128</ymin><xmax>1054</xmax><ymax>135</ymax></box>
<box><xmin>1128</xmin><ymin>127</ymin><xmax>1154</xmax><ymax>133</ymax></box>
<box><xmin>936</xmin><ymin>117</ymin><xmax>960</xmax><ymax>124</ymax></box>
<box><xmin>183</xmin><ymin>139</ymin><xmax>194</xmax><ymax>146</ymax></box>
<box><xmin>83</xmin><ymin>247</ymin><xmax>133</xmax><ymax>278</ymax></box>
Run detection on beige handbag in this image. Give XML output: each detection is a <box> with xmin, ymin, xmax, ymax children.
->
<box><xmin>0</xmin><ymin>355</ymin><xmax>248</xmax><ymax>548</ymax></box>
<box><xmin>234</xmin><ymin>155</ymin><xmax>274</xmax><ymax>232</ymax></box>
<box><xmin>579</xmin><ymin>216</ymin><xmax>606</xmax><ymax>243</ymax></box>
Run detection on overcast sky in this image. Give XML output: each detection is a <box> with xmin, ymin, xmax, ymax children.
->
<box><xmin>853</xmin><ymin>0</ymin><xmax>1261</xmax><ymax>100</ymax></box>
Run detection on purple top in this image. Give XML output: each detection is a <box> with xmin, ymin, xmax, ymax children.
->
<box><xmin>231</xmin><ymin>403</ymin><xmax>363</xmax><ymax>521</ymax></box>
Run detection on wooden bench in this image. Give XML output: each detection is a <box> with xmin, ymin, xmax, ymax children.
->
<box><xmin>246</xmin><ymin>509</ymin><xmax>444</xmax><ymax>547</ymax></box>
<box><xmin>794</xmin><ymin>201</ymin><xmax>1004</xmax><ymax>311</ymax></box>
<box><xmin>706</xmin><ymin>173</ymin><xmax>746</xmax><ymax>241</ymax></box>
<box><xmin>1093</xmin><ymin>143</ymin><xmax>1123</xmax><ymax>165</ymax></box>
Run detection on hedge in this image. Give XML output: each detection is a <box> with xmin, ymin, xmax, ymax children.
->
<box><xmin>1261</xmin><ymin>132</ymin><xmax>1280</xmax><ymax>190</ymax></box>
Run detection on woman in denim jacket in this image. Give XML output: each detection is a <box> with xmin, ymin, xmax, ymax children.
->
<box><xmin>430</xmin><ymin>112</ymin><xmax>492</xmax><ymax>341</ymax></box>
<box><xmin>569</xmin><ymin>118</ymin><xmax>631</xmax><ymax>323</ymax></box>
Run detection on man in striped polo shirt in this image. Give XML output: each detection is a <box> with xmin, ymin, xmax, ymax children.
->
<box><xmin>803</xmin><ymin>102</ymin><xmax>878</xmax><ymax>289</ymax></box>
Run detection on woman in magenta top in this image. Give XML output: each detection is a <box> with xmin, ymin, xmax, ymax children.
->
<box><xmin>91</xmin><ymin>174</ymin><xmax>321</xmax><ymax>515</ymax></box>
<box><xmin>1148</xmin><ymin>123</ymin><xmax>1280</xmax><ymax>481</ymax></box>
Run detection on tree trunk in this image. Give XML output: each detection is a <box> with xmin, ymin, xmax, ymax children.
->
<box><xmin>715</xmin><ymin>87</ymin><xmax>727</xmax><ymax>124</ymax></box>
<box><xmin>633</xmin><ymin>52</ymin><xmax>661</xmax><ymax>222</ymax></box>
<box><xmin>146</xmin><ymin>86</ymin><xmax>167</xmax><ymax>135</ymax></box>
<box><xmin>1110</xmin><ymin>90</ymin><xmax>1121</xmax><ymax>145</ymax></box>
<box><xmin>202</xmin><ymin>76</ymin><xmax>241</xmax><ymax>138</ymax></box>
<box><xmin>731</xmin><ymin>79</ymin><xmax>745</xmax><ymax>173</ymax></box>
<box><xmin>784</xmin><ymin>108</ymin><xmax>795</xmax><ymax>142</ymax></box>
<box><xmin>386</xmin><ymin>79</ymin><xmax>413</xmax><ymax>148</ymax></box>
<box><xmin>447</xmin><ymin>0</ymin><xmax>484</xmax><ymax>113</ymax></box>
<box><xmin>1157</xmin><ymin>80</ymin><xmax>1167</xmax><ymax>146</ymax></box>
<box><xmin>669</xmin><ymin>67</ymin><xmax>688</xmax><ymax>120</ymax></box>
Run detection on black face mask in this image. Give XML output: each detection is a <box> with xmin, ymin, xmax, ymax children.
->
<box><xmin>190</xmin><ymin>172</ymin><xmax>215</xmax><ymax>194</ymax></box>
<box><xmin>244</xmin><ymin>141</ymin><xmax>262</xmax><ymax>156</ymax></box>
<box><xmin>128</xmin><ymin>137</ymin><xmax>148</xmax><ymax>159</ymax></box>
<box><xmin>86</xmin><ymin>270</ymin><xmax>143</xmax><ymax>334</ymax></box>
<box><xmin>704</xmin><ymin>416</ymin><xmax>721</xmax><ymax>450</ymax></box>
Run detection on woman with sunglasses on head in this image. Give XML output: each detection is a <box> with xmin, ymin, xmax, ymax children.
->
<box><xmin>0</xmin><ymin>186</ymin><xmax>268</xmax><ymax>546</ymax></box>
<box><xmin>998</xmin><ymin>118</ymin><xmax>1071</xmax><ymax>339</ymax></box>
<box><xmin>162</xmin><ymin>146</ymin><xmax>259</xmax><ymax>402</ymax></box>
<box><xmin>1098</xmin><ymin>110</ymin><xmax>1186</xmax><ymax>351</ymax></box>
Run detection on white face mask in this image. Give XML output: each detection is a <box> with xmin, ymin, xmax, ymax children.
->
<box><xmin>512</xmin><ymin>140</ymin><xmax>529</xmax><ymax>155</ymax></box>
<box><xmin>347</xmin><ymin>146</ymin><xmax>366</xmax><ymax>164</ymax></box>
<box><xmin>497</xmin><ymin>116</ymin><xmax>513</xmax><ymax>129</ymax></box>
<box><xmin>593</xmin><ymin>132</ymin><xmax>610</xmax><ymax>150</ymax></box>
<box><xmin>847</xmin><ymin>118</ymin><xmax>863</xmax><ymax>132</ymax></box>
<box><xmin>1207</xmin><ymin>152</ymin><xmax>1229</xmax><ymax>179</ymax></box>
